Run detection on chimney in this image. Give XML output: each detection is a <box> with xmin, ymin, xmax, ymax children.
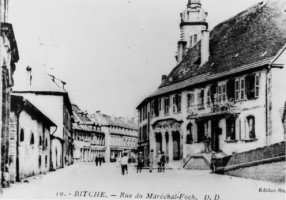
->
<box><xmin>200</xmin><ymin>30</ymin><xmax>210</xmax><ymax>66</ymax></box>
<box><xmin>161</xmin><ymin>75</ymin><xmax>167</xmax><ymax>82</ymax></box>
<box><xmin>26</xmin><ymin>66</ymin><xmax>32</xmax><ymax>88</ymax></box>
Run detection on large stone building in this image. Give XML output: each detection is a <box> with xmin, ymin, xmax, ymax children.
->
<box><xmin>72</xmin><ymin>104</ymin><xmax>105</xmax><ymax>163</ymax></box>
<box><xmin>0</xmin><ymin>0</ymin><xmax>19</xmax><ymax>190</ymax></box>
<box><xmin>90</xmin><ymin>112</ymin><xmax>138</xmax><ymax>162</ymax></box>
<box><xmin>137</xmin><ymin>0</ymin><xmax>286</xmax><ymax>167</ymax></box>
<box><xmin>9</xmin><ymin>95</ymin><xmax>56</xmax><ymax>182</ymax></box>
<box><xmin>13</xmin><ymin>67</ymin><xmax>73</xmax><ymax>170</ymax></box>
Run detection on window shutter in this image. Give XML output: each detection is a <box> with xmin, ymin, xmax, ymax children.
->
<box><xmin>154</xmin><ymin>98</ymin><xmax>159</xmax><ymax>116</ymax></box>
<box><xmin>226</xmin><ymin>79</ymin><xmax>235</xmax><ymax>101</ymax></box>
<box><xmin>245</xmin><ymin>74</ymin><xmax>255</xmax><ymax>99</ymax></box>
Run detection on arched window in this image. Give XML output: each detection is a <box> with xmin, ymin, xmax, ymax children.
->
<box><xmin>30</xmin><ymin>132</ymin><xmax>34</xmax><ymax>145</ymax></box>
<box><xmin>20</xmin><ymin>129</ymin><xmax>24</xmax><ymax>142</ymax></box>
<box><xmin>246</xmin><ymin>116</ymin><xmax>255</xmax><ymax>139</ymax></box>
<box><xmin>39</xmin><ymin>136</ymin><xmax>42</xmax><ymax>146</ymax></box>
<box><xmin>45</xmin><ymin>138</ymin><xmax>48</xmax><ymax>148</ymax></box>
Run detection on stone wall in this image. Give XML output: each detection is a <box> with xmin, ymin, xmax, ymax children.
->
<box><xmin>215</xmin><ymin>141</ymin><xmax>286</xmax><ymax>183</ymax></box>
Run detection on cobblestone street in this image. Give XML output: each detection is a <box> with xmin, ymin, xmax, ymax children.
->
<box><xmin>1</xmin><ymin>163</ymin><xmax>285</xmax><ymax>200</ymax></box>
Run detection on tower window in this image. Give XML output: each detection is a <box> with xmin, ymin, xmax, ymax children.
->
<box><xmin>194</xmin><ymin>34</ymin><xmax>198</xmax><ymax>44</ymax></box>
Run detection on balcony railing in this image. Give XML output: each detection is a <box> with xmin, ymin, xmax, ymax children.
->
<box><xmin>187</xmin><ymin>98</ymin><xmax>239</xmax><ymax>118</ymax></box>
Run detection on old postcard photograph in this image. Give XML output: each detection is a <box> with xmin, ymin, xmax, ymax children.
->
<box><xmin>0</xmin><ymin>0</ymin><xmax>285</xmax><ymax>200</ymax></box>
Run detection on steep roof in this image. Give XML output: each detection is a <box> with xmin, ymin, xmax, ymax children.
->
<box><xmin>90</xmin><ymin>113</ymin><xmax>138</xmax><ymax>130</ymax></box>
<box><xmin>72</xmin><ymin>104</ymin><xmax>103</xmax><ymax>133</ymax></box>
<box><xmin>138</xmin><ymin>0</ymin><xmax>286</xmax><ymax>107</ymax></box>
<box><xmin>72</xmin><ymin>104</ymin><xmax>92</xmax><ymax>123</ymax></box>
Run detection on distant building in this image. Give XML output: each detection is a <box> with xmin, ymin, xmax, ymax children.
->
<box><xmin>137</xmin><ymin>0</ymin><xmax>286</xmax><ymax>167</ymax></box>
<box><xmin>90</xmin><ymin>112</ymin><xmax>138</xmax><ymax>162</ymax></box>
<box><xmin>0</xmin><ymin>6</ymin><xmax>20</xmax><ymax>189</ymax></box>
<box><xmin>72</xmin><ymin>104</ymin><xmax>105</xmax><ymax>163</ymax></box>
<box><xmin>13</xmin><ymin>67</ymin><xmax>73</xmax><ymax>170</ymax></box>
<box><xmin>9</xmin><ymin>95</ymin><xmax>56</xmax><ymax>182</ymax></box>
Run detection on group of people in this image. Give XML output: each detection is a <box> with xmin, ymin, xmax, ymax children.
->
<box><xmin>95</xmin><ymin>154</ymin><xmax>104</xmax><ymax>166</ymax></box>
<box><xmin>148</xmin><ymin>149</ymin><xmax>166</xmax><ymax>173</ymax></box>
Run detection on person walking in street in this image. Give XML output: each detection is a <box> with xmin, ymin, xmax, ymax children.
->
<box><xmin>137</xmin><ymin>152</ymin><xmax>144</xmax><ymax>173</ymax></box>
<box><xmin>160</xmin><ymin>151</ymin><xmax>166</xmax><ymax>172</ymax></box>
<box><xmin>121</xmin><ymin>152</ymin><xmax>129</xmax><ymax>175</ymax></box>
<box><xmin>148</xmin><ymin>149</ymin><xmax>154</xmax><ymax>173</ymax></box>
<box><xmin>99</xmin><ymin>154</ymin><xmax>102</xmax><ymax>166</ymax></box>
<box><xmin>210</xmin><ymin>151</ymin><xmax>217</xmax><ymax>173</ymax></box>
<box><xmin>204</xmin><ymin>134</ymin><xmax>211</xmax><ymax>153</ymax></box>
<box><xmin>156</xmin><ymin>151</ymin><xmax>162</xmax><ymax>172</ymax></box>
<box><xmin>95</xmin><ymin>154</ymin><xmax>99</xmax><ymax>166</ymax></box>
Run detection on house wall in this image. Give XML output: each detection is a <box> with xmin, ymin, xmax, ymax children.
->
<box><xmin>18</xmin><ymin>94</ymin><xmax>65</xmax><ymax>170</ymax></box>
<box><xmin>17</xmin><ymin>110</ymin><xmax>51</xmax><ymax>180</ymax></box>
<box><xmin>140</xmin><ymin>68</ymin><xmax>281</xmax><ymax>164</ymax></box>
<box><xmin>51</xmin><ymin>138</ymin><xmax>62</xmax><ymax>170</ymax></box>
<box><xmin>270</xmin><ymin>50</ymin><xmax>286</xmax><ymax>144</ymax></box>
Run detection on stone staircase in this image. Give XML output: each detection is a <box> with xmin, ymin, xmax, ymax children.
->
<box><xmin>183</xmin><ymin>151</ymin><xmax>227</xmax><ymax>170</ymax></box>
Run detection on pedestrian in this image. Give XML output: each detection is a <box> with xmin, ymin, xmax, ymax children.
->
<box><xmin>121</xmin><ymin>152</ymin><xmax>129</xmax><ymax>175</ymax></box>
<box><xmin>210</xmin><ymin>151</ymin><xmax>217</xmax><ymax>173</ymax></box>
<box><xmin>204</xmin><ymin>134</ymin><xmax>211</xmax><ymax>153</ymax></box>
<box><xmin>2</xmin><ymin>164</ymin><xmax>10</xmax><ymax>188</ymax></box>
<box><xmin>99</xmin><ymin>154</ymin><xmax>103</xmax><ymax>166</ymax></box>
<box><xmin>95</xmin><ymin>154</ymin><xmax>99</xmax><ymax>166</ymax></box>
<box><xmin>156</xmin><ymin>151</ymin><xmax>162</xmax><ymax>172</ymax></box>
<box><xmin>160</xmin><ymin>151</ymin><xmax>166</xmax><ymax>172</ymax></box>
<box><xmin>148</xmin><ymin>149</ymin><xmax>154</xmax><ymax>173</ymax></box>
<box><xmin>137</xmin><ymin>152</ymin><xmax>144</xmax><ymax>173</ymax></box>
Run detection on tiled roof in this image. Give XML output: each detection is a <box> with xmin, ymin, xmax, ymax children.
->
<box><xmin>138</xmin><ymin>0</ymin><xmax>286</xmax><ymax>106</ymax></box>
<box><xmin>90</xmin><ymin>113</ymin><xmax>138</xmax><ymax>130</ymax></box>
<box><xmin>72</xmin><ymin>104</ymin><xmax>92</xmax><ymax>122</ymax></box>
<box><xmin>72</xmin><ymin>104</ymin><xmax>103</xmax><ymax>133</ymax></box>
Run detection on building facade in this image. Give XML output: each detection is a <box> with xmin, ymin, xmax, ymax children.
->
<box><xmin>137</xmin><ymin>0</ymin><xmax>286</xmax><ymax>167</ymax></box>
<box><xmin>9</xmin><ymin>95</ymin><xmax>55</xmax><ymax>182</ymax></box>
<box><xmin>90</xmin><ymin>112</ymin><xmax>138</xmax><ymax>162</ymax></box>
<box><xmin>13</xmin><ymin>68</ymin><xmax>73</xmax><ymax>171</ymax></box>
<box><xmin>72</xmin><ymin>104</ymin><xmax>105</xmax><ymax>163</ymax></box>
<box><xmin>0</xmin><ymin>10</ymin><xmax>19</xmax><ymax>189</ymax></box>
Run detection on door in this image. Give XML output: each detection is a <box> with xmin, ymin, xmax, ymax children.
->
<box><xmin>211</xmin><ymin>119</ymin><xmax>220</xmax><ymax>152</ymax></box>
<box><xmin>172</xmin><ymin>131</ymin><xmax>180</xmax><ymax>160</ymax></box>
<box><xmin>155</xmin><ymin>133</ymin><xmax>162</xmax><ymax>153</ymax></box>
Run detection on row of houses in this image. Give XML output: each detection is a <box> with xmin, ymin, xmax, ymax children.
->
<box><xmin>137</xmin><ymin>0</ymin><xmax>286</xmax><ymax>174</ymax></box>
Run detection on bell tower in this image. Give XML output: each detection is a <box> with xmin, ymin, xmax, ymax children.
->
<box><xmin>176</xmin><ymin>0</ymin><xmax>208</xmax><ymax>63</ymax></box>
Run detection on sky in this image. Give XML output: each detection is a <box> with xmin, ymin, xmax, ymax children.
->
<box><xmin>9</xmin><ymin>0</ymin><xmax>262</xmax><ymax>118</ymax></box>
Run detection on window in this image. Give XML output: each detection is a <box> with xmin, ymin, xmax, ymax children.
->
<box><xmin>150</xmin><ymin>100</ymin><xmax>155</xmax><ymax>117</ymax></box>
<box><xmin>30</xmin><ymin>132</ymin><xmax>34</xmax><ymax>145</ymax></box>
<box><xmin>164</xmin><ymin>97</ymin><xmax>170</xmax><ymax>114</ymax></box>
<box><xmin>218</xmin><ymin>84</ymin><xmax>226</xmax><ymax>102</ymax></box>
<box><xmin>240</xmin><ymin>78</ymin><xmax>245</xmax><ymax>100</ymax></box>
<box><xmin>190</xmin><ymin>36</ymin><xmax>193</xmax><ymax>48</ymax></box>
<box><xmin>39</xmin><ymin>136</ymin><xmax>42</xmax><ymax>147</ymax></box>
<box><xmin>20</xmin><ymin>129</ymin><xmax>24</xmax><ymax>142</ymax></box>
<box><xmin>194</xmin><ymin>34</ymin><xmax>198</xmax><ymax>44</ymax></box>
<box><xmin>198</xmin><ymin>90</ymin><xmax>204</xmax><ymax>109</ymax></box>
<box><xmin>173</xmin><ymin>96</ymin><xmax>177</xmax><ymax>113</ymax></box>
<box><xmin>235</xmin><ymin>78</ymin><xmax>246</xmax><ymax>101</ymax></box>
<box><xmin>255</xmin><ymin>74</ymin><xmax>260</xmax><ymax>98</ymax></box>
<box><xmin>246</xmin><ymin>116</ymin><xmax>255</xmax><ymax>139</ymax></box>
<box><xmin>177</xmin><ymin>94</ymin><xmax>182</xmax><ymax>112</ymax></box>
<box><xmin>158</xmin><ymin>98</ymin><xmax>161</xmax><ymax>111</ymax></box>
<box><xmin>187</xmin><ymin>92</ymin><xmax>194</xmax><ymax>107</ymax></box>
<box><xmin>226</xmin><ymin>117</ymin><xmax>236</xmax><ymax>140</ymax></box>
<box><xmin>226</xmin><ymin>79</ymin><xmax>235</xmax><ymax>101</ymax></box>
<box><xmin>206</xmin><ymin>89</ymin><xmax>211</xmax><ymax>105</ymax></box>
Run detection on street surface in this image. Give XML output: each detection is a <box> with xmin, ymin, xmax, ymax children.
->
<box><xmin>1</xmin><ymin>163</ymin><xmax>285</xmax><ymax>200</ymax></box>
